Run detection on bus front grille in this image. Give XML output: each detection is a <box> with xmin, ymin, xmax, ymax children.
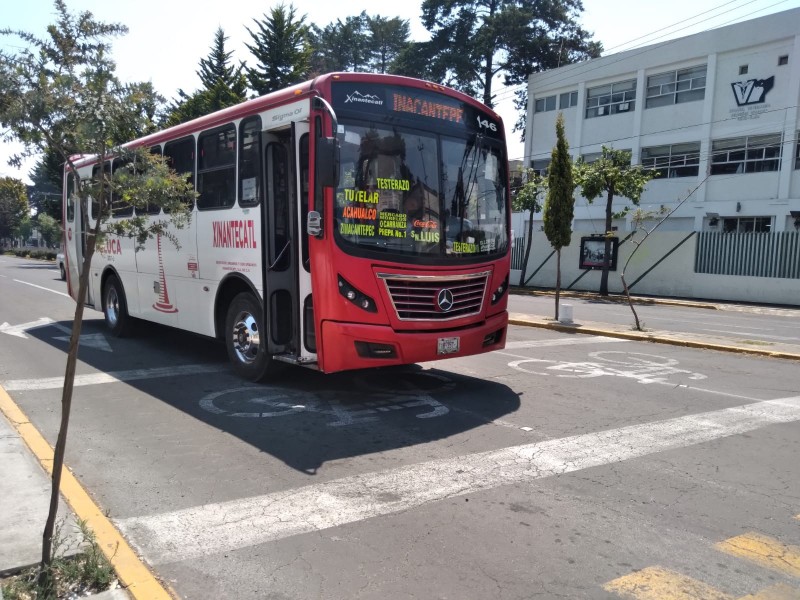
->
<box><xmin>377</xmin><ymin>271</ymin><xmax>490</xmax><ymax>321</ymax></box>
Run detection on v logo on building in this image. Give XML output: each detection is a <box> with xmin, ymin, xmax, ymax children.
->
<box><xmin>731</xmin><ymin>75</ymin><xmax>774</xmax><ymax>106</ymax></box>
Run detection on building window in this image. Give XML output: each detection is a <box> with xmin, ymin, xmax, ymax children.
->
<box><xmin>585</xmin><ymin>79</ymin><xmax>636</xmax><ymax>118</ymax></box>
<box><xmin>778</xmin><ymin>55</ymin><xmax>789</xmax><ymax>66</ymax></box>
<box><xmin>641</xmin><ymin>142</ymin><xmax>700</xmax><ymax>178</ymax></box>
<box><xmin>530</xmin><ymin>159</ymin><xmax>550</xmax><ymax>176</ymax></box>
<box><xmin>645</xmin><ymin>65</ymin><xmax>706</xmax><ymax>108</ymax></box>
<box><xmin>559</xmin><ymin>91</ymin><xmax>578</xmax><ymax>109</ymax></box>
<box><xmin>722</xmin><ymin>217</ymin><xmax>772</xmax><ymax>233</ymax></box>
<box><xmin>710</xmin><ymin>134</ymin><xmax>782</xmax><ymax>175</ymax></box>
<box><xmin>739</xmin><ymin>65</ymin><xmax>748</xmax><ymax>75</ymax></box>
<box><xmin>796</xmin><ymin>132</ymin><xmax>800</xmax><ymax>169</ymax></box>
<box><xmin>580</xmin><ymin>150</ymin><xmax>630</xmax><ymax>165</ymax></box>
<box><xmin>534</xmin><ymin>95</ymin><xmax>556</xmax><ymax>112</ymax></box>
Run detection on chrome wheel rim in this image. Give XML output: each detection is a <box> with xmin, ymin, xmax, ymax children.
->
<box><xmin>231</xmin><ymin>311</ymin><xmax>260</xmax><ymax>365</ymax></box>
<box><xmin>106</xmin><ymin>286</ymin><xmax>120</xmax><ymax>327</ymax></box>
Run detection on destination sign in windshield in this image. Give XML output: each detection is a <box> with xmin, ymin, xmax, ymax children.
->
<box><xmin>331</xmin><ymin>82</ymin><xmax>502</xmax><ymax>138</ymax></box>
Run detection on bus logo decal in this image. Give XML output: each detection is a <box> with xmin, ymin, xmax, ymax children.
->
<box><xmin>437</xmin><ymin>289</ymin><xmax>455</xmax><ymax>312</ymax></box>
<box><xmin>345</xmin><ymin>91</ymin><xmax>384</xmax><ymax>106</ymax></box>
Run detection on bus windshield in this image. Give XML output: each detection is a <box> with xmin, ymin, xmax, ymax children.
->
<box><xmin>335</xmin><ymin>122</ymin><xmax>508</xmax><ymax>260</ymax></box>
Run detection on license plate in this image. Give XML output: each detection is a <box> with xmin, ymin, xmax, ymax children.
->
<box><xmin>437</xmin><ymin>336</ymin><xmax>460</xmax><ymax>355</ymax></box>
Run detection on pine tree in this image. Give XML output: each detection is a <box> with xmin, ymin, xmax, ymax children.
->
<box><xmin>246</xmin><ymin>3</ymin><xmax>311</xmax><ymax>95</ymax></box>
<box><xmin>543</xmin><ymin>113</ymin><xmax>575</xmax><ymax>320</ymax></box>
<box><xmin>166</xmin><ymin>27</ymin><xmax>248</xmax><ymax>126</ymax></box>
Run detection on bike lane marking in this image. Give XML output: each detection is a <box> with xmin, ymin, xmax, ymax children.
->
<box><xmin>117</xmin><ymin>394</ymin><xmax>800</xmax><ymax>566</ymax></box>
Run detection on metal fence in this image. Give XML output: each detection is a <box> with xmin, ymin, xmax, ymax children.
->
<box><xmin>511</xmin><ymin>236</ymin><xmax>526</xmax><ymax>270</ymax></box>
<box><xmin>695</xmin><ymin>231</ymin><xmax>800</xmax><ymax>279</ymax></box>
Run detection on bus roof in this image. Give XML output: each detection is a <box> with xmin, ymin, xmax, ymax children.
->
<box><xmin>70</xmin><ymin>72</ymin><xmax>501</xmax><ymax>170</ymax></box>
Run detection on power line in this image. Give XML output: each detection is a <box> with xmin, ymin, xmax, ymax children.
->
<box><xmin>491</xmin><ymin>0</ymin><xmax>792</xmax><ymax>107</ymax></box>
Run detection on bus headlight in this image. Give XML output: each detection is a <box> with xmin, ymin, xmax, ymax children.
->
<box><xmin>338</xmin><ymin>275</ymin><xmax>378</xmax><ymax>313</ymax></box>
<box><xmin>491</xmin><ymin>274</ymin><xmax>509</xmax><ymax>304</ymax></box>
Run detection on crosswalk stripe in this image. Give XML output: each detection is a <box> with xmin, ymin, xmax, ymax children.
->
<box><xmin>716</xmin><ymin>533</ymin><xmax>800</xmax><ymax>578</ymax></box>
<box><xmin>117</xmin><ymin>395</ymin><xmax>800</xmax><ymax>566</ymax></box>
<box><xmin>1</xmin><ymin>364</ymin><xmax>228</xmax><ymax>391</ymax></box>
<box><xmin>603</xmin><ymin>566</ymin><xmax>733</xmax><ymax>600</ymax></box>
<box><xmin>504</xmin><ymin>336</ymin><xmax>626</xmax><ymax>349</ymax></box>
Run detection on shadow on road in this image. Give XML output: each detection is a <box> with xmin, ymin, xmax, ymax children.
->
<box><xmin>28</xmin><ymin>318</ymin><xmax>520</xmax><ymax>475</ymax></box>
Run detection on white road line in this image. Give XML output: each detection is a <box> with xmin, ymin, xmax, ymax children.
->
<box><xmin>12</xmin><ymin>279</ymin><xmax>71</xmax><ymax>298</ymax></box>
<box><xmin>2</xmin><ymin>364</ymin><xmax>228</xmax><ymax>391</ymax></box>
<box><xmin>504</xmin><ymin>336</ymin><xmax>626</xmax><ymax>349</ymax></box>
<box><xmin>117</xmin><ymin>395</ymin><xmax>800</xmax><ymax>566</ymax></box>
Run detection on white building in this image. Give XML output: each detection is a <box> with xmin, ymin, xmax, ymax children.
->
<box><xmin>524</xmin><ymin>7</ymin><xmax>800</xmax><ymax>234</ymax></box>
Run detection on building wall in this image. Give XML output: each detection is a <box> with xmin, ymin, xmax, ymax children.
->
<box><xmin>513</xmin><ymin>230</ymin><xmax>800</xmax><ymax>306</ymax></box>
<box><xmin>525</xmin><ymin>8</ymin><xmax>800</xmax><ymax>236</ymax></box>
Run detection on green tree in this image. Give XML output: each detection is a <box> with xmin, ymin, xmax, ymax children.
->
<box><xmin>0</xmin><ymin>176</ymin><xmax>28</xmax><ymax>244</ymax></box>
<box><xmin>511</xmin><ymin>168</ymin><xmax>545</xmax><ymax>287</ymax></box>
<box><xmin>574</xmin><ymin>146</ymin><xmax>656</xmax><ymax>296</ymax></box>
<box><xmin>28</xmin><ymin>150</ymin><xmax>64</xmax><ymax>220</ymax></box>
<box><xmin>420</xmin><ymin>0</ymin><xmax>601</xmax><ymax>109</ymax></box>
<box><xmin>166</xmin><ymin>27</ymin><xmax>248</xmax><ymax>126</ymax></box>
<box><xmin>543</xmin><ymin>113</ymin><xmax>575</xmax><ymax>320</ymax></box>
<box><xmin>365</xmin><ymin>15</ymin><xmax>411</xmax><ymax>73</ymax></box>
<box><xmin>246</xmin><ymin>3</ymin><xmax>311</xmax><ymax>95</ymax></box>
<box><xmin>310</xmin><ymin>12</ymin><xmax>370</xmax><ymax>73</ymax></box>
<box><xmin>36</xmin><ymin>212</ymin><xmax>62</xmax><ymax>248</ymax></box>
<box><xmin>0</xmin><ymin>1</ymin><xmax>195</xmax><ymax>590</ymax></box>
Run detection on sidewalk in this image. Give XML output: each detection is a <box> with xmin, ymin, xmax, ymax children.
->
<box><xmin>0</xmin><ymin>402</ymin><xmax>131</xmax><ymax>599</ymax></box>
<box><xmin>1</xmin><ymin>294</ymin><xmax>798</xmax><ymax>599</ymax></box>
<box><xmin>508</xmin><ymin>288</ymin><xmax>800</xmax><ymax>361</ymax></box>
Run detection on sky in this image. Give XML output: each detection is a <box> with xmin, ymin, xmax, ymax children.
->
<box><xmin>1</xmin><ymin>0</ymin><xmax>798</xmax><ymax>183</ymax></box>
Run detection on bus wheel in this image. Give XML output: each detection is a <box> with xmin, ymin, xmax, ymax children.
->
<box><xmin>226</xmin><ymin>292</ymin><xmax>274</xmax><ymax>382</ymax></box>
<box><xmin>103</xmin><ymin>275</ymin><xmax>133</xmax><ymax>337</ymax></box>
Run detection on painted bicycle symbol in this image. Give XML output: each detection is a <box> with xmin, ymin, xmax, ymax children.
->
<box><xmin>199</xmin><ymin>371</ymin><xmax>453</xmax><ymax>426</ymax></box>
<box><xmin>509</xmin><ymin>351</ymin><xmax>706</xmax><ymax>384</ymax></box>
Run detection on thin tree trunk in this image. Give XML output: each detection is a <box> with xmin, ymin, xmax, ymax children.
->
<box><xmin>600</xmin><ymin>188</ymin><xmax>614</xmax><ymax>296</ymax></box>
<box><xmin>39</xmin><ymin>186</ymin><xmax>101</xmax><ymax>589</ymax></box>
<box><xmin>555</xmin><ymin>249</ymin><xmax>561</xmax><ymax>321</ymax></box>
<box><xmin>621</xmin><ymin>272</ymin><xmax>642</xmax><ymax>330</ymax></box>
<box><xmin>519</xmin><ymin>214</ymin><xmax>534</xmax><ymax>287</ymax></box>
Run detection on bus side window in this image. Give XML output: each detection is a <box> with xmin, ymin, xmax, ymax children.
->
<box><xmin>90</xmin><ymin>163</ymin><xmax>111</xmax><ymax>221</ymax></box>
<box><xmin>239</xmin><ymin>117</ymin><xmax>262</xmax><ymax>208</ymax></box>
<box><xmin>66</xmin><ymin>173</ymin><xmax>75</xmax><ymax>222</ymax></box>
<box><xmin>136</xmin><ymin>145</ymin><xmax>163</xmax><ymax>216</ymax></box>
<box><xmin>111</xmin><ymin>157</ymin><xmax>134</xmax><ymax>218</ymax></box>
<box><xmin>164</xmin><ymin>136</ymin><xmax>196</xmax><ymax>213</ymax></box>
<box><xmin>197</xmin><ymin>123</ymin><xmax>236</xmax><ymax>210</ymax></box>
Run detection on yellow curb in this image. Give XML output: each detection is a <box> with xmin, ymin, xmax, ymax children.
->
<box><xmin>507</xmin><ymin>318</ymin><xmax>800</xmax><ymax>361</ymax></box>
<box><xmin>0</xmin><ymin>384</ymin><xmax>174</xmax><ymax>600</ymax></box>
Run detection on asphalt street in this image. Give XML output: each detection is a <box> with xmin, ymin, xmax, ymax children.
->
<box><xmin>1</xmin><ymin>255</ymin><xmax>799</xmax><ymax>600</ymax></box>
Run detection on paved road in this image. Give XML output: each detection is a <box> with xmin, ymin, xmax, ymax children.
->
<box><xmin>509</xmin><ymin>292</ymin><xmax>800</xmax><ymax>347</ymax></box>
<box><xmin>2</xmin><ymin>256</ymin><xmax>799</xmax><ymax>599</ymax></box>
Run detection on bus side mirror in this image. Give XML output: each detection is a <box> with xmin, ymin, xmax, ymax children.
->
<box><xmin>307</xmin><ymin>211</ymin><xmax>322</xmax><ymax>238</ymax></box>
<box><xmin>316</xmin><ymin>137</ymin><xmax>339</xmax><ymax>189</ymax></box>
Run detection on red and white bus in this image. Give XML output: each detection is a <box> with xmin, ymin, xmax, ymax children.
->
<box><xmin>62</xmin><ymin>72</ymin><xmax>511</xmax><ymax>380</ymax></box>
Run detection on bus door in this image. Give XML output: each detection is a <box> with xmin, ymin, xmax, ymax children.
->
<box><xmin>260</xmin><ymin>128</ymin><xmax>296</xmax><ymax>359</ymax></box>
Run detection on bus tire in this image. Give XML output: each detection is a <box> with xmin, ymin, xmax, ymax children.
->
<box><xmin>225</xmin><ymin>292</ymin><xmax>275</xmax><ymax>382</ymax></box>
<box><xmin>102</xmin><ymin>275</ymin><xmax>133</xmax><ymax>337</ymax></box>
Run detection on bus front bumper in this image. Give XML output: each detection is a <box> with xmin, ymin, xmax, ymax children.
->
<box><xmin>319</xmin><ymin>312</ymin><xmax>508</xmax><ymax>373</ymax></box>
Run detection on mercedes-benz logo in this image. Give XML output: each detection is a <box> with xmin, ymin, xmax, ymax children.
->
<box><xmin>437</xmin><ymin>288</ymin><xmax>455</xmax><ymax>312</ymax></box>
